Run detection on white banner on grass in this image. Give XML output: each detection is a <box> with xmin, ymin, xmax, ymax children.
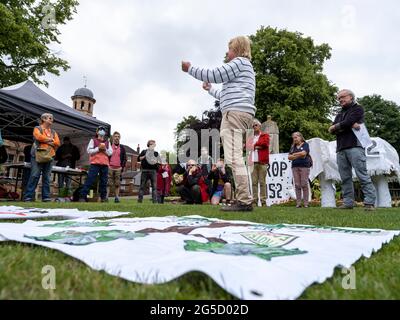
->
<box><xmin>0</xmin><ymin>215</ymin><xmax>398</xmax><ymax>300</ymax></box>
<box><xmin>0</xmin><ymin>206</ymin><xmax>130</xmax><ymax>220</ymax></box>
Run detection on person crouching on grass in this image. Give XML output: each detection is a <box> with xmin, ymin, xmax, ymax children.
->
<box><xmin>79</xmin><ymin>126</ymin><xmax>113</xmax><ymax>202</ymax></box>
<box><xmin>176</xmin><ymin>160</ymin><xmax>209</xmax><ymax>205</ymax></box>
<box><xmin>208</xmin><ymin>159</ymin><xmax>233</xmax><ymax>206</ymax></box>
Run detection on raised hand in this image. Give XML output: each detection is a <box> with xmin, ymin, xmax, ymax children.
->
<box><xmin>203</xmin><ymin>82</ymin><xmax>212</xmax><ymax>91</ymax></box>
<box><xmin>181</xmin><ymin>61</ymin><xmax>191</xmax><ymax>72</ymax></box>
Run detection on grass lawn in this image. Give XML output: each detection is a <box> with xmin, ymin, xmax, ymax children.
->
<box><xmin>0</xmin><ymin>200</ymin><xmax>399</xmax><ymax>300</ymax></box>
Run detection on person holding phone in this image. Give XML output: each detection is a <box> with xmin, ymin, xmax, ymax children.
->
<box><xmin>79</xmin><ymin>126</ymin><xmax>112</xmax><ymax>202</ymax></box>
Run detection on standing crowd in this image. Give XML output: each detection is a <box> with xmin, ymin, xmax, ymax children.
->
<box><xmin>21</xmin><ymin>36</ymin><xmax>376</xmax><ymax>211</ymax></box>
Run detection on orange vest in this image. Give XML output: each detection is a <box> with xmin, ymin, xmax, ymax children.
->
<box><xmin>90</xmin><ymin>138</ymin><xmax>110</xmax><ymax>166</ymax></box>
<box><xmin>33</xmin><ymin>126</ymin><xmax>60</xmax><ymax>158</ymax></box>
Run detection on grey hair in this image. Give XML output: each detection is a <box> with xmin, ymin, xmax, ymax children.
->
<box><xmin>253</xmin><ymin>119</ymin><xmax>262</xmax><ymax>126</ymax></box>
<box><xmin>292</xmin><ymin>131</ymin><xmax>305</xmax><ymax>142</ymax></box>
<box><xmin>338</xmin><ymin>89</ymin><xmax>356</xmax><ymax>101</ymax></box>
<box><xmin>40</xmin><ymin>113</ymin><xmax>54</xmax><ymax>123</ymax></box>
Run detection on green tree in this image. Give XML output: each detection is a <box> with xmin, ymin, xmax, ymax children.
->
<box><xmin>250</xmin><ymin>26</ymin><xmax>338</xmax><ymax>151</ymax></box>
<box><xmin>0</xmin><ymin>0</ymin><xmax>79</xmax><ymax>87</ymax></box>
<box><xmin>359</xmin><ymin>94</ymin><xmax>400</xmax><ymax>154</ymax></box>
<box><xmin>160</xmin><ymin>150</ymin><xmax>177</xmax><ymax>164</ymax></box>
<box><xmin>174</xmin><ymin>115</ymin><xmax>201</xmax><ymax>139</ymax></box>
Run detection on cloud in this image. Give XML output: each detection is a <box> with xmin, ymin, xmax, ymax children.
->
<box><xmin>104</xmin><ymin>83</ymin><xmax>212</xmax><ymax>151</ymax></box>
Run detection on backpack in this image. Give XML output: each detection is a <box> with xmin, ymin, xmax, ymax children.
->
<box><xmin>33</xmin><ymin>126</ymin><xmax>56</xmax><ymax>163</ymax></box>
<box><xmin>72</xmin><ymin>187</ymin><xmax>83</xmax><ymax>202</ymax></box>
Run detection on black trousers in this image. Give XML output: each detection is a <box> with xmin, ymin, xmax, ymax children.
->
<box><xmin>138</xmin><ymin>170</ymin><xmax>157</xmax><ymax>202</ymax></box>
<box><xmin>177</xmin><ymin>185</ymin><xmax>202</xmax><ymax>204</ymax></box>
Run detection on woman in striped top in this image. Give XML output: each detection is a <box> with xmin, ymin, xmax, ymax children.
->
<box><xmin>182</xmin><ymin>36</ymin><xmax>256</xmax><ymax>212</ymax></box>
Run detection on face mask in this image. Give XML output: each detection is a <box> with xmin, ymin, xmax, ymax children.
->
<box><xmin>98</xmin><ymin>130</ymin><xmax>106</xmax><ymax>137</ymax></box>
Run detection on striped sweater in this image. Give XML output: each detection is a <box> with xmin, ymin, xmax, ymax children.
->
<box><xmin>188</xmin><ymin>57</ymin><xmax>256</xmax><ymax>115</ymax></box>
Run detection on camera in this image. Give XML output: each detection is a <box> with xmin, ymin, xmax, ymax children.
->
<box><xmin>202</xmin><ymin>100</ymin><xmax>222</xmax><ymax>128</ymax></box>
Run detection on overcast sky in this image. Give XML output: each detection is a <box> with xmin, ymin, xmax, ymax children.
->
<box><xmin>41</xmin><ymin>0</ymin><xmax>400</xmax><ymax>152</ymax></box>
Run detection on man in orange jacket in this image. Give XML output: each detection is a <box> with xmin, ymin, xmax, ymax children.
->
<box><xmin>24</xmin><ymin>113</ymin><xmax>60</xmax><ymax>202</ymax></box>
<box><xmin>246</xmin><ymin>119</ymin><xmax>270</xmax><ymax>207</ymax></box>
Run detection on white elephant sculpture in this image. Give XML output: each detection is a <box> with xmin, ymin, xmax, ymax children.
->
<box><xmin>307</xmin><ymin>137</ymin><xmax>400</xmax><ymax>208</ymax></box>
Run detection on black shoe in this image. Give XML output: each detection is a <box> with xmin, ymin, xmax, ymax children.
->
<box><xmin>42</xmin><ymin>198</ymin><xmax>52</xmax><ymax>202</ymax></box>
<box><xmin>364</xmin><ymin>204</ymin><xmax>376</xmax><ymax>212</ymax></box>
<box><xmin>138</xmin><ymin>199</ymin><xmax>143</xmax><ymax>203</ymax></box>
<box><xmin>78</xmin><ymin>198</ymin><xmax>87</xmax><ymax>203</ymax></box>
<box><xmin>221</xmin><ymin>202</ymin><xmax>253</xmax><ymax>212</ymax></box>
<box><xmin>24</xmin><ymin>198</ymin><xmax>33</xmax><ymax>202</ymax></box>
<box><xmin>336</xmin><ymin>204</ymin><xmax>354</xmax><ymax>209</ymax></box>
<box><xmin>114</xmin><ymin>197</ymin><xmax>120</xmax><ymax>203</ymax></box>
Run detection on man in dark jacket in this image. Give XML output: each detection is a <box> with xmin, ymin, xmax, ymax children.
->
<box><xmin>138</xmin><ymin>140</ymin><xmax>161</xmax><ymax>203</ymax></box>
<box><xmin>55</xmin><ymin>137</ymin><xmax>80</xmax><ymax>192</ymax></box>
<box><xmin>329</xmin><ymin>89</ymin><xmax>376</xmax><ymax>211</ymax></box>
<box><xmin>22</xmin><ymin>143</ymin><xmax>33</xmax><ymax>196</ymax></box>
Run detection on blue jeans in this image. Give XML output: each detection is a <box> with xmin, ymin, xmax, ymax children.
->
<box><xmin>58</xmin><ymin>173</ymin><xmax>71</xmax><ymax>190</ymax></box>
<box><xmin>80</xmin><ymin>165</ymin><xmax>108</xmax><ymax>200</ymax></box>
<box><xmin>337</xmin><ymin>147</ymin><xmax>376</xmax><ymax>206</ymax></box>
<box><xmin>24</xmin><ymin>158</ymin><xmax>53</xmax><ymax>201</ymax></box>
<box><xmin>22</xmin><ymin>168</ymin><xmax>31</xmax><ymax>189</ymax></box>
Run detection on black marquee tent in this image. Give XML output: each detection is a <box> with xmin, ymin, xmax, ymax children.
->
<box><xmin>0</xmin><ymin>80</ymin><xmax>110</xmax><ymax>143</ymax></box>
